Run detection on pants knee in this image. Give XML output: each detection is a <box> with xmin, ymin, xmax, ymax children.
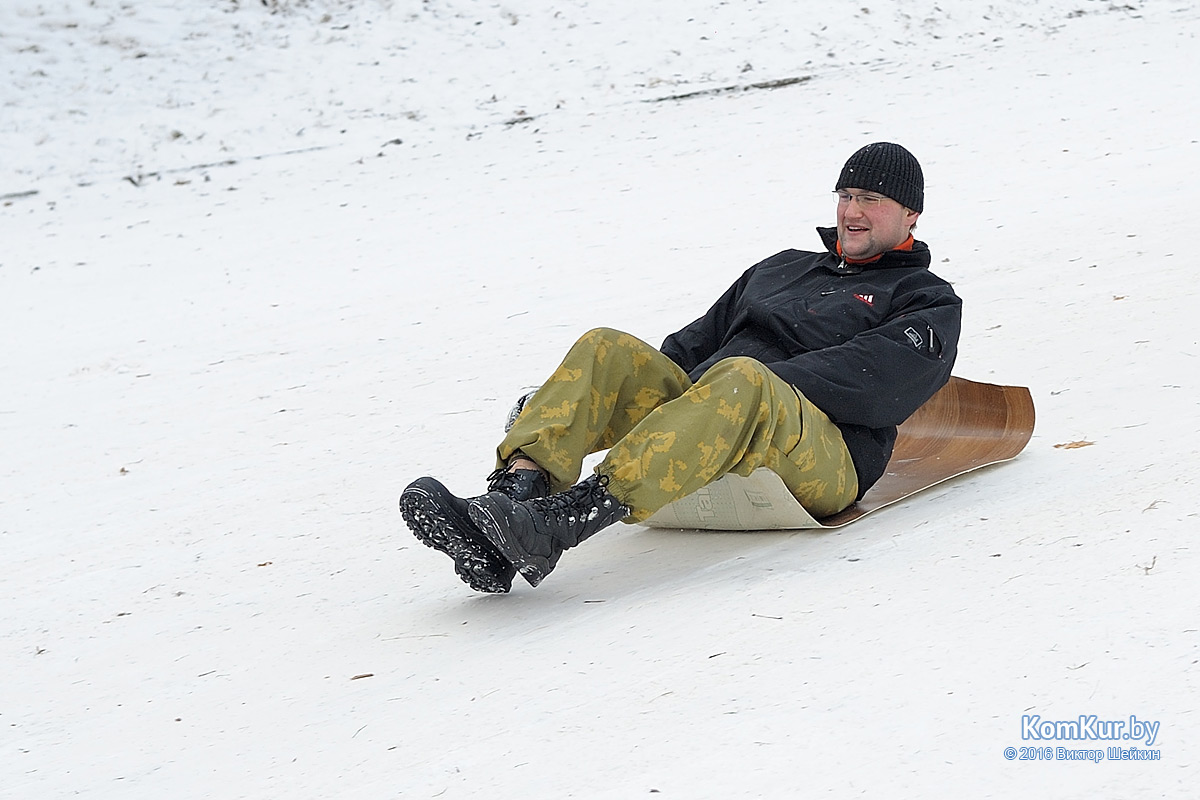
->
<box><xmin>569</xmin><ymin>327</ymin><xmax>625</xmax><ymax>354</ymax></box>
<box><xmin>569</xmin><ymin>328</ymin><xmax>664</xmax><ymax>368</ymax></box>
<box><xmin>695</xmin><ymin>357</ymin><xmax>773</xmax><ymax>393</ymax></box>
<box><xmin>581</xmin><ymin>326</ymin><xmax>623</xmax><ymax>341</ymax></box>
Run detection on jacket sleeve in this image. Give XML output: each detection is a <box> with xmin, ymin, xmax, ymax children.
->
<box><xmin>659</xmin><ymin>267</ymin><xmax>753</xmax><ymax>372</ymax></box>
<box><xmin>766</xmin><ymin>281</ymin><xmax>962</xmax><ymax>429</ymax></box>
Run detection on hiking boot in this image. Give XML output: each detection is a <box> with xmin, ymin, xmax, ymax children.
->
<box><xmin>467</xmin><ymin>473</ymin><xmax>629</xmax><ymax>588</ymax></box>
<box><xmin>485</xmin><ymin>466</ymin><xmax>549</xmax><ymax>500</ymax></box>
<box><xmin>399</xmin><ymin>467</ymin><xmax>550</xmax><ymax>593</ymax></box>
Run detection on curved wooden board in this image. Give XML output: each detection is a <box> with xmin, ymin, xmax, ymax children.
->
<box><xmin>642</xmin><ymin>376</ymin><xmax>1036</xmax><ymax>530</ymax></box>
<box><xmin>816</xmin><ymin>376</ymin><xmax>1035</xmax><ymax>527</ymax></box>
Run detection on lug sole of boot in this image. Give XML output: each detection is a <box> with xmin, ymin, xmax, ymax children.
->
<box><xmin>399</xmin><ymin>479</ymin><xmax>515</xmax><ymax>594</ymax></box>
<box><xmin>467</xmin><ymin>494</ymin><xmax>553</xmax><ymax>588</ymax></box>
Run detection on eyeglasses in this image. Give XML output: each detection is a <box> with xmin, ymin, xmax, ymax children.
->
<box><xmin>833</xmin><ymin>190</ymin><xmax>886</xmax><ymax>207</ymax></box>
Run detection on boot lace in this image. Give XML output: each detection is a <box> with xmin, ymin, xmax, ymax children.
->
<box><xmin>536</xmin><ymin>475</ymin><xmax>626</xmax><ymax>528</ymax></box>
<box><xmin>487</xmin><ymin>467</ymin><xmax>549</xmax><ymax>500</ymax></box>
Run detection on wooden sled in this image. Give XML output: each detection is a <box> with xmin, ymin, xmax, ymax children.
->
<box><xmin>642</xmin><ymin>376</ymin><xmax>1035</xmax><ymax>530</ymax></box>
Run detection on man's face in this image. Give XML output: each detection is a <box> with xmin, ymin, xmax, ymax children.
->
<box><xmin>835</xmin><ymin>189</ymin><xmax>920</xmax><ymax>260</ymax></box>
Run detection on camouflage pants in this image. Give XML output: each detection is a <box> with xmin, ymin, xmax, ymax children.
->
<box><xmin>497</xmin><ymin>328</ymin><xmax>858</xmax><ymax>522</ymax></box>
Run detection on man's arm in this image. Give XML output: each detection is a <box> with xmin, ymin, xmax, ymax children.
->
<box><xmin>767</xmin><ymin>281</ymin><xmax>962</xmax><ymax>429</ymax></box>
<box><xmin>659</xmin><ymin>267</ymin><xmax>753</xmax><ymax>372</ymax></box>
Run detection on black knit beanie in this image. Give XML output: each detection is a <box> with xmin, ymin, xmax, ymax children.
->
<box><xmin>835</xmin><ymin>142</ymin><xmax>924</xmax><ymax>213</ymax></box>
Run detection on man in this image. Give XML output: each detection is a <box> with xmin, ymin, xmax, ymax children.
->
<box><xmin>400</xmin><ymin>142</ymin><xmax>961</xmax><ymax>593</ymax></box>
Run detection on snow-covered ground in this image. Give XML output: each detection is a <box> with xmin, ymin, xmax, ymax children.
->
<box><xmin>3</xmin><ymin>1</ymin><xmax>1198</xmax><ymax>797</ymax></box>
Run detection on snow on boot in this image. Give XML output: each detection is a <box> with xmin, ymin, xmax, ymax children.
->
<box><xmin>467</xmin><ymin>473</ymin><xmax>629</xmax><ymax>588</ymax></box>
<box><xmin>399</xmin><ymin>468</ymin><xmax>550</xmax><ymax>593</ymax></box>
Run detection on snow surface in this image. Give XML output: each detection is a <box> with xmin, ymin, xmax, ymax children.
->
<box><xmin>2</xmin><ymin>0</ymin><xmax>1198</xmax><ymax>797</ymax></box>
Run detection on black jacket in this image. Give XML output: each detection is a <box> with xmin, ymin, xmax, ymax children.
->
<box><xmin>660</xmin><ymin>227</ymin><xmax>961</xmax><ymax>498</ymax></box>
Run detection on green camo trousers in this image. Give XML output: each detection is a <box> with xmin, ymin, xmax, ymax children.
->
<box><xmin>496</xmin><ymin>327</ymin><xmax>858</xmax><ymax>522</ymax></box>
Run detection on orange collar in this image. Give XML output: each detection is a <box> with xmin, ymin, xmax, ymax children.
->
<box><xmin>836</xmin><ymin>234</ymin><xmax>915</xmax><ymax>265</ymax></box>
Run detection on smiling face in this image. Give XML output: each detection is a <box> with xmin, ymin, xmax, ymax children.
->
<box><xmin>835</xmin><ymin>189</ymin><xmax>921</xmax><ymax>260</ymax></box>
